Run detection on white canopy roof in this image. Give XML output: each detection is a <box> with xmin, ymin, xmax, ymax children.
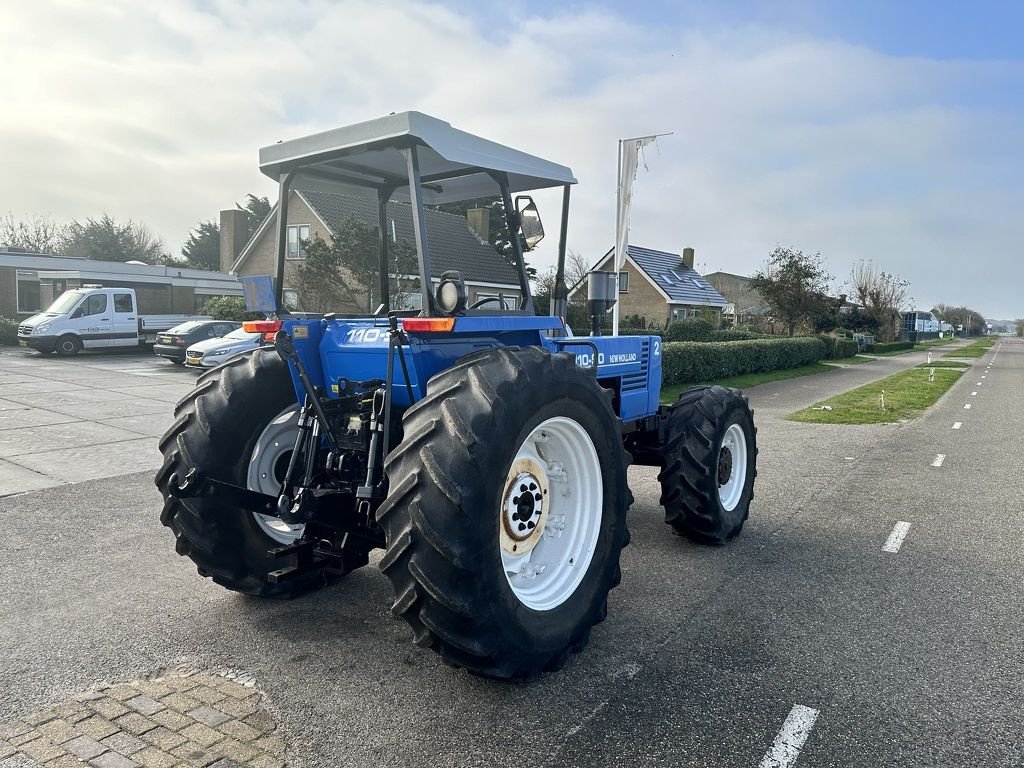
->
<box><xmin>258</xmin><ymin>111</ymin><xmax>577</xmax><ymax>204</ymax></box>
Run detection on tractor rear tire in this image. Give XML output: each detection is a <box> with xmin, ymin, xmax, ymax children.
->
<box><xmin>378</xmin><ymin>346</ymin><xmax>632</xmax><ymax>680</ymax></box>
<box><xmin>155</xmin><ymin>348</ymin><xmax>350</xmax><ymax>597</ymax></box>
<box><xmin>658</xmin><ymin>385</ymin><xmax>757</xmax><ymax>544</ymax></box>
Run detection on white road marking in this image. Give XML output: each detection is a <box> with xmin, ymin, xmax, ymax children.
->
<box><xmin>883</xmin><ymin>521</ymin><xmax>912</xmax><ymax>553</ymax></box>
<box><xmin>952</xmin><ymin>422</ymin><xmax>962</xmax><ymax>429</ymax></box>
<box><xmin>758</xmin><ymin>705</ymin><xmax>820</xmax><ymax>768</ymax></box>
<box><xmin>982</xmin><ymin>375</ymin><xmax>986</xmax><ymax>378</ymax></box>
<box><xmin>964</xmin><ymin>403</ymin><xmax>972</xmax><ymax>409</ymax></box>
<box><xmin>971</xmin><ymin>391</ymin><xmax>977</xmax><ymax>396</ymax></box>
<box><xmin>931</xmin><ymin>454</ymin><xmax>945</xmax><ymax>467</ymax></box>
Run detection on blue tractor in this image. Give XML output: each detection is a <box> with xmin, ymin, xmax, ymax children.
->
<box><xmin>156</xmin><ymin>112</ymin><xmax>757</xmax><ymax>680</ymax></box>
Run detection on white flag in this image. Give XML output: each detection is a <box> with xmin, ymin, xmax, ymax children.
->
<box><xmin>614</xmin><ymin>136</ymin><xmax>656</xmax><ymax>272</ymax></box>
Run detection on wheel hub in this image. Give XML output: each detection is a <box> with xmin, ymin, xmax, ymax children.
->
<box><xmin>500</xmin><ymin>460</ymin><xmax>549</xmax><ymax>556</ymax></box>
<box><xmin>718</xmin><ymin>446</ymin><xmax>733</xmax><ymax>486</ymax></box>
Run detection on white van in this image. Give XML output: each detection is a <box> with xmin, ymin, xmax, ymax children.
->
<box><xmin>16</xmin><ymin>286</ymin><xmax>210</xmax><ymax>356</ymax></box>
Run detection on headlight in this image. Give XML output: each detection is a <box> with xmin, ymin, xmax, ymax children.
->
<box><xmin>208</xmin><ymin>349</ymin><xmax>228</xmax><ymax>356</ymax></box>
<box><xmin>35</xmin><ymin>323</ymin><xmax>51</xmax><ymax>334</ymax></box>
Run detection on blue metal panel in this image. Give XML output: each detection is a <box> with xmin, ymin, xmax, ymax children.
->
<box><xmin>547</xmin><ymin>333</ymin><xmax>663</xmax><ymax>421</ymax></box>
<box><xmin>451</xmin><ymin>315</ymin><xmax>565</xmax><ymax>333</ymax></box>
<box><xmin>281</xmin><ymin>315</ymin><xmax>662</xmax><ymax>422</ymax></box>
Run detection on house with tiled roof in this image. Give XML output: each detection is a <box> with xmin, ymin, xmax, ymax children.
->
<box><xmin>580</xmin><ymin>245</ymin><xmax>727</xmax><ymax>328</ymax></box>
<box><xmin>220</xmin><ymin>190</ymin><xmax>521</xmax><ymax>313</ymax></box>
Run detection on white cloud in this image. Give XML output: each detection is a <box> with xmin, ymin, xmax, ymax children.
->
<box><xmin>1</xmin><ymin>0</ymin><xmax>1021</xmax><ymax>315</ymax></box>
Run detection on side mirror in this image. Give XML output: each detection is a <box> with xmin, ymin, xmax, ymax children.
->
<box><xmin>515</xmin><ymin>195</ymin><xmax>545</xmax><ymax>251</ymax></box>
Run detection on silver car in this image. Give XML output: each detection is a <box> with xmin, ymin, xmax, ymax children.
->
<box><xmin>184</xmin><ymin>328</ymin><xmax>263</xmax><ymax>368</ymax></box>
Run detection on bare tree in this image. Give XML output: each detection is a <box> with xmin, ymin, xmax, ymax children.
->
<box><xmin>850</xmin><ymin>260</ymin><xmax>909</xmax><ymax>342</ymax></box>
<box><xmin>0</xmin><ymin>214</ymin><xmax>66</xmax><ymax>254</ymax></box>
<box><xmin>533</xmin><ymin>250</ymin><xmax>591</xmax><ymax>323</ymax></box>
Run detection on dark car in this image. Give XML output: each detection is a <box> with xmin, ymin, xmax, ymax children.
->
<box><xmin>153</xmin><ymin>320</ymin><xmax>241</xmax><ymax>364</ymax></box>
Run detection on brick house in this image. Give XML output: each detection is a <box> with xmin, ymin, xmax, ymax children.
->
<box><xmin>703</xmin><ymin>271</ymin><xmax>768</xmax><ymax>326</ymax></box>
<box><xmin>220</xmin><ymin>190</ymin><xmax>521</xmax><ymax>313</ymax></box>
<box><xmin>580</xmin><ymin>245</ymin><xmax>727</xmax><ymax>329</ymax></box>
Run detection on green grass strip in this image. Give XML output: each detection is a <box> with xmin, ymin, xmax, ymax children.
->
<box><xmin>913</xmin><ymin>338</ymin><xmax>955</xmax><ymax>349</ymax></box>
<box><xmin>787</xmin><ymin>366</ymin><xmax>964</xmax><ymax>424</ymax></box>
<box><xmin>661</xmin><ymin>363</ymin><xmax>833</xmax><ymax>402</ymax></box>
<box><xmin>863</xmin><ymin>348</ymin><xmax>916</xmax><ymax>357</ymax></box>
<box><xmin>824</xmin><ymin>355</ymin><xmax>876</xmax><ymax>365</ymax></box>
<box><xmin>914</xmin><ymin>360</ymin><xmax>970</xmax><ymax>368</ymax></box>
<box><xmin>942</xmin><ymin>339</ymin><xmax>995</xmax><ymax>358</ymax></box>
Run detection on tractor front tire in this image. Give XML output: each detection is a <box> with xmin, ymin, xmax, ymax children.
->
<box><xmin>378</xmin><ymin>346</ymin><xmax>632</xmax><ymax>680</ymax></box>
<box><xmin>155</xmin><ymin>348</ymin><xmax>343</xmax><ymax>597</ymax></box>
<box><xmin>658</xmin><ymin>385</ymin><xmax>757</xmax><ymax>544</ymax></box>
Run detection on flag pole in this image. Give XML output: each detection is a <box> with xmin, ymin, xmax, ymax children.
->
<box><xmin>613</xmin><ymin>139</ymin><xmax>623</xmax><ymax>336</ymax></box>
<box><xmin>612</xmin><ymin>132</ymin><xmax>671</xmax><ymax>336</ymax></box>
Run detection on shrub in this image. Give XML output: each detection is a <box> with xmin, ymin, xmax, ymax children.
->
<box><xmin>201</xmin><ymin>296</ymin><xmax>261</xmax><ymax>322</ymax></box>
<box><xmin>865</xmin><ymin>341</ymin><xmax>913</xmax><ymax>353</ymax></box>
<box><xmin>620</xmin><ymin>327</ymin><xmax>664</xmax><ymax>338</ymax></box>
<box><xmin>665</xmin><ymin>318</ymin><xmax>714</xmax><ymax>342</ymax></box>
<box><xmin>0</xmin><ymin>316</ymin><xmax>18</xmax><ymax>346</ymax></box>
<box><xmin>662</xmin><ymin>337</ymin><xmax>827</xmax><ymax>385</ymax></box>
<box><xmin>712</xmin><ymin>329</ymin><xmax>769</xmax><ymax>342</ymax></box>
<box><xmin>619</xmin><ymin>327</ymin><xmax>766</xmax><ymax>341</ymax></box>
<box><xmin>817</xmin><ymin>335</ymin><xmax>860</xmax><ymax>359</ymax></box>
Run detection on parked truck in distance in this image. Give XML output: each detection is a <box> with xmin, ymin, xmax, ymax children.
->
<box><xmin>16</xmin><ymin>286</ymin><xmax>211</xmax><ymax>356</ymax></box>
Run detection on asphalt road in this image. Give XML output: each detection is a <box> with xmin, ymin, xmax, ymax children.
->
<box><xmin>0</xmin><ymin>341</ymin><xmax>1020</xmax><ymax>767</ymax></box>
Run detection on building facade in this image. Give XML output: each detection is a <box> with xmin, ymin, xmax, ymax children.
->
<box><xmin>0</xmin><ymin>249</ymin><xmax>241</xmax><ymax>320</ymax></box>
<box><xmin>580</xmin><ymin>246</ymin><xmax>726</xmax><ymax>328</ymax></box>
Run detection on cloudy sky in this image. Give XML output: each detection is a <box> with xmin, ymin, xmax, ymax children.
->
<box><xmin>2</xmin><ymin>0</ymin><xmax>1022</xmax><ymax>317</ymax></box>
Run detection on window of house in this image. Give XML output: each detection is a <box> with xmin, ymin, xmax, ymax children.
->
<box><xmin>282</xmin><ymin>290</ymin><xmax>299</xmax><ymax>311</ymax></box>
<box><xmin>618</xmin><ymin>272</ymin><xmax>629</xmax><ymax>293</ymax></box>
<box><xmin>16</xmin><ymin>271</ymin><xmax>40</xmax><ymax>313</ymax></box>
<box><xmin>286</xmin><ymin>225</ymin><xmax>311</xmax><ymax>259</ymax></box>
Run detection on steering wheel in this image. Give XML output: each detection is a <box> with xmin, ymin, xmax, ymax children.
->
<box><xmin>469</xmin><ymin>297</ymin><xmax>513</xmax><ymax>310</ymax></box>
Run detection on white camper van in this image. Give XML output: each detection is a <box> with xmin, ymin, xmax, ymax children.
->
<box><xmin>16</xmin><ymin>286</ymin><xmax>210</xmax><ymax>356</ymax></box>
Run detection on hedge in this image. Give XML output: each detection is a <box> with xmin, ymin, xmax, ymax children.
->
<box><xmin>865</xmin><ymin>341</ymin><xmax>913</xmax><ymax>353</ymax></box>
<box><xmin>621</xmin><ymin>327</ymin><xmax>769</xmax><ymax>342</ymax></box>
<box><xmin>662</xmin><ymin>337</ymin><xmax>827</xmax><ymax>385</ymax></box>
<box><xmin>620</xmin><ymin>327</ymin><xmax>663</xmax><ymax>337</ymax></box>
<box><xmin>817</xmin><ymin>335</ymin><xmax>859</xmax><ymax>359</ymax></box>
<box><xmin>0</xmin><ymin>316</ymin><xmax>18</xmax><ymax>346</ymax></box>
<box><xmin>665</xmin><ymin>318</ymin><xmax>713</xmax><ymax>342</ymax></box>
<box><xmin>712</xmin><ymin>329</ymin><xmax>769</xmax><ymax>342</ymax></box>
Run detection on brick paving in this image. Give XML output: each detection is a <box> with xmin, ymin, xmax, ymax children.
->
<box><xmin>0</xmin><ymin>669</ymin><xmax>289</xmax><ymax>768</ymax></box>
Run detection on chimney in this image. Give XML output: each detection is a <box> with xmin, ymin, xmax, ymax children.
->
<box><xmin>219</xmin><ymin>209</ymin><xmax>250</xmax><ymax>273</ymax></box>
<box><xmin>681</xmin><ymin>247</ymin><xmax>695</xmax><ymax>269</ymax></box>
<box><xmin>467</xmin><ymin>208</ymin><xmax>489</xmax><ymax>243</ymax></box>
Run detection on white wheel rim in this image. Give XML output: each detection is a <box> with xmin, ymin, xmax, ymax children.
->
<box><xmin>718</xmin><ymin>423</ymin><xmax>748</xmax><ymax>512</ymax></box>
<box><xmin>500</xmin><ymin>416</ymin><xmax>602</xmax><ymax>611</ymax></box>
<box><xmin>247</xmin><ymin>406</ymin><xmax>305</xmax><ymax>545</ymax></box>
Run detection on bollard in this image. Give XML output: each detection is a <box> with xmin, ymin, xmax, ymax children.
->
<box><xmin>928</xmin><ymin>367</ymin><xmax>935</xmax><ymax>382</ymax></box>
<box><xmin>879</xmin><ymin>390</ymin><xmax>886</xmax><ymax>410</ymax></box>
<box><xmin>927</xmin><ymin>351</ymin><xmax>932</xmax><ymax>364</ymax></box>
